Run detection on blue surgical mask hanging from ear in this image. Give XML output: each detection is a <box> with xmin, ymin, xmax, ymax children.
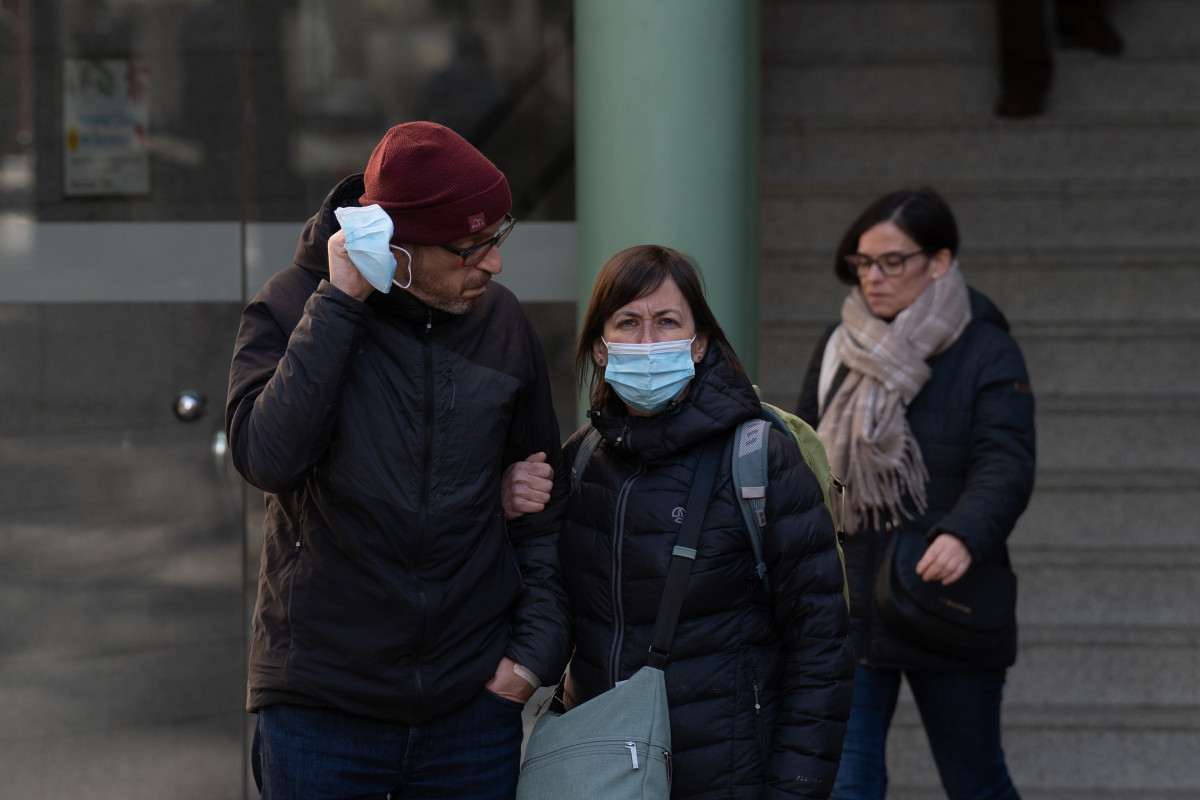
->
<box><xmin>603</xmin><ymin>337</ymin><xmax>697</xmax><ymax>415</ymax></box>
<box><xmin>334</xmin><ymin>205</ymin><xmax>413</xmax><ymax>293</ymax></box>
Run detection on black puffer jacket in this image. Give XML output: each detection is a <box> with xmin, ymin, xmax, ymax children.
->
<box><xmin>561</xmin><ymin>351</ymin><xmax>854</xmax><ymax>800</ymax></box>
<box><xmin>797</xmin><ymin>289</ymin><xmax>1036</xmax><ymax>671</ymax></box>
<box><xmin>226</xmin><ymin>174</ymin><xmax>570</xmax><ymax>723</ymax></box>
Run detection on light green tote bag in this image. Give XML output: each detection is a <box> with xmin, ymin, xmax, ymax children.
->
<box><xmin>517</xmin><ymin>437</ymin><xmax>724</xmax><ymax>800</ymax></box>
<box><xmin>516</xmin><ymin>665</ymin><xmax>672</xmax><ymax>800</ymax></box>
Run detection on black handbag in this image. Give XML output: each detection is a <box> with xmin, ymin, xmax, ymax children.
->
<box><xmin>875</xmin><ymin>529</ymin><xmax>1016</xmax><ymax>657</ymax></box>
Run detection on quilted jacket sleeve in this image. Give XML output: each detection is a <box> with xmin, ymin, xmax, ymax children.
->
<box><xmin>932</xmin><ymin>329</ymin><xmax>1037</xmax><ymax>562</ymax></box>
<box><xmin>760</xmin><ymin>429</ymin><xmax>855</xmax><ymax>799</ymax></box>
<box><xmin>225</xmin><ymin>275</ymin><xmax>370</xmax><ymax>493</ymax></box>
<box><xmin>497</xmin><ymin>315</ymin><xmax>573</xmax><ymax>686</ymax></box>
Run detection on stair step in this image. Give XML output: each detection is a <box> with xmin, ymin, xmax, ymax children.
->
<box><xmin>892</xmin><ymin>702</ymin><xmax>1200</xmax><ymax>731</ymax></box>
<box><xmin>1017</xmin><ymin>561</ymin><xmax>1200</xmax><ymax>627</ymax></box>
<box><xmin>890</xmin><ymin>792</ymin><xmax>1197</xmax><ymax>800</ymax></box>
<box><xmin>1012</xmin><ymin>547</ymin><xmax>1200</xmax><ymax>567</ymax></box>
<box><xmin>1014</xmin><ymin>479</ymin><xmax>1200</xmax><ymax>549</ymax></box>
<box><xmin>1035</xmin><ymin>405</ymin><xmax>1200</xmax><ymax>471</ymax></box>
<box><xmin>1020</xmin><ymin>623</ymin><xmax>1200</xmax><ymax>646</ymax></box>
<box><xmin>764</xmin><ymin>125</ymin><xmax>1200</xmax><ymax>186</ymax></box>
<box><xmin>1005</xmin><ymin>628</ymin><xmax>1200</xmax><ymax>708</ymax></box>
<box><xmin>888</xmin><ymin>714</ymin><xmax>1195</xmax><ymax>791</ymax></box>
<box><xmin>764</xmin><ymin>0</ymin><xmax>1200</xmax><ymax>66</ymax></box>
<box><xmin>763</xmin><ymin>58</ymin><xmax>1200</xmax><ymax>125</ymax></box>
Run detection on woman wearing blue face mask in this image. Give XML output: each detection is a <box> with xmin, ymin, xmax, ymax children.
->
<box><xmin>542</xmin><ymin>244</ymin><xmax>854</xmax><ymax>799</ymax></box>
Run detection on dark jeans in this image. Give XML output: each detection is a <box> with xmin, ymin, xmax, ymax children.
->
<box><xmin>252</xmin><ymin>689</ymin><xmax>525</xmax><ymax>800</ymax></box>
<box><xmin>831</xmin><ymin>665</ymin><xmax>1020</xmax><ymax>800</ymax></box>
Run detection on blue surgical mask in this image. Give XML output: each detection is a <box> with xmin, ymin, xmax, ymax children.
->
<box><xmin>603</xmin><ymin>337</ymin><xmax>697</xmax><ymax>415</ymax></box>
<box><xmin>333</xmin><ymin>205</ymin><xmax>413</xmax><ymax>293</ymax></box>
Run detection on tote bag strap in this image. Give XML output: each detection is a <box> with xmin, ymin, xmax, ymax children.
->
<box><xmin>647</xmin><ymin>436</ymin><xmax>723</xmax><ymax>670</ymax></box>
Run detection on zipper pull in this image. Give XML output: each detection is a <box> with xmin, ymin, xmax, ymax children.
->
<box><xmin>753</xmin><ymin>682</ymin><xmax>762</xmax><ymax>714</ymax></box>
<box><xmin>624</xmin><ymin>741</ymin><xmax>639</xmax><ymax>770</ymax></box>
<box><xmin>426</xmin><ymin>308</ymin><xmax>433</xmax><ymax>332</ymax></box>
<box><xmin>614</xmin><ymin>424</ymin><xmax>631</xmax><ymax>448</ymax></box>
<box><xmin>663</xmin><ymin>750</ymin><xmax>672</xmax><ymax>782</ymax></box>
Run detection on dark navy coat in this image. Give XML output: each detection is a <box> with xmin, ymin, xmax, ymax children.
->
<box><xmin>798</xmin><ymin>289</ymin><xmax>1036</xmax><ymax>671</ymax></box>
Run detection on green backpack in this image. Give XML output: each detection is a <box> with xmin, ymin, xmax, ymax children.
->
<box><xmin>569</xmin><ymin>392</ymin><xmax>849</xmax><ymax>608</ymax></box>
<box><xmin>733</xmin><ymin>397</ymin><xmax>849</xmax><ymax>609</ymax></box>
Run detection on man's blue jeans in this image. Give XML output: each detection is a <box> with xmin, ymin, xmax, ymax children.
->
<box><xmin>831</xmin><ymin>665</ymin><xmax>1021</xmax><ymax>800</ymax></box>
<box><xmin>252</xmin><ymin>689</ymin><xmax>525</xmax><ymax>800</ymax></box>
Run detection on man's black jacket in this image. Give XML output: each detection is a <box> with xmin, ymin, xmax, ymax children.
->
<box><xmin>226</xmin><ymin>175</ymin><xmax>570</xmax><ymax>723</ymax></box>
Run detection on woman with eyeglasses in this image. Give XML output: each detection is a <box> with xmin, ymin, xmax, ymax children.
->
<box><xmin>796</xmin><ymin>189</ymin><xmax>1036</xmax><ymax>800</ymax></box>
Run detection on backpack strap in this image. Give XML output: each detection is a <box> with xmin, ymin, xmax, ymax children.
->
<box><xmin>569</xmin><ymin>427</ymin><xmax>604</xmax><ymax>492</ymax></box>
<box><xmin>731</xmin><ymin>418</ymin><xmax>772</xmax><ymax>593</ymax></box>
<box><xmin>647</xmin><ymin>436</ymin><xmax>723</xmax><ymax>669</ymax></box>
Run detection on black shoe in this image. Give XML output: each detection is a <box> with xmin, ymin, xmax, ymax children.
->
<box><xmin>996</xmin><ymin>65</ymin><xmax>1051</xmax><ymax>118</ymax></box>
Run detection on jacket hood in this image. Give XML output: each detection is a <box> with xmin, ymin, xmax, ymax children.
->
<box><xmin>294</xmin><ymin>173</ymin><xmax>365</xmax><ymax>279</ymax></box>
<box><xmin>293</xmin><ymin>172</ymin><xmax>455</xmax><ymax>326</ymax></box>
<box><xmin>968</xmin><ymin>287</ymin><xmax>1010</xmax><ymax>333</ymax></box>
<box><xmin>589</xmin><ymin>348</ymin><xmax>760</xmax><ymax>463</ymax></box>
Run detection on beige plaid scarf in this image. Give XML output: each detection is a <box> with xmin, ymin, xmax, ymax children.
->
<box><xmin>817</xmin><ymin>262</ymin><xmax>971</xmax><ymax>534</ymax></box>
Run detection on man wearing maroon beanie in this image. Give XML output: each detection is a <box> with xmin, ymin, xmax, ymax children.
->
<box><xmin>226</xmin><ymin>122</ymin><xmax>570</xmax><ymax>800</ymax></box>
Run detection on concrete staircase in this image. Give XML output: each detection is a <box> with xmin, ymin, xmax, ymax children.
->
<box><xmin>756</xmin><ymin>1</ymin><xmax>1200</xmax><ymax>797</ymax></box>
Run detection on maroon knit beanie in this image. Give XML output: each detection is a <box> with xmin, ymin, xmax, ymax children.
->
<box><xmin>359</xmin><ymin>122</ymin><xmax>512</xmax><ymax>246</ymax></box>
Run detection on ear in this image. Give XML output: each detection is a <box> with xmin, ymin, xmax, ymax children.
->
<box><xmin>592</xmin><ymin>338</ymin><xmax>607</xmax><ymax>367</ymax></box>
<box><xmin>692</xmin><ymin>333</ymin><xmax>709</xmax><ymax>364</ymax></box>
<box><xmin>928</xmin><ymin>248</ymin><xmax>953</xmax><ymax>280</ymax></box>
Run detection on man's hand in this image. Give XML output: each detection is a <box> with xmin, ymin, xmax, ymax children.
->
<box><xmin>916</xmin><ymin>532</ymin><xmax>973</xmax><ymax>586</ymax></box>
<box><xmin>502</xmin><ymin>452</ymin><xmax>553</xmax><ymax>520</ymax></box>
<box><xmin>485</xmin><ymin>656</ymin><xmax>538</xmax><ymax>705</ymax></box>
<box><xmin>327</xmin><ymin>229</ymin><xmax>375</xmax><ymax>302</ymax></box>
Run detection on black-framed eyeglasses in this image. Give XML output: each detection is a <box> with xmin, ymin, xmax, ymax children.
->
<box><xmin>440</xmin><ymin>214</ymin><xmax>516</xmax><ymax>267</ymax></box>
<box><xmin>844</xmin><ymin>249</ymin><xmax>930</xmax><ymax>278</ymax></box>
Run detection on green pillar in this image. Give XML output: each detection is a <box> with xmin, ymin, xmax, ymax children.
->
<box><xmin>574</xmin><ymin>0</ymin><xmax>760</xmax><ymax>410</ymax></box>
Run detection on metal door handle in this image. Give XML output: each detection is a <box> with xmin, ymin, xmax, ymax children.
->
<box><xmin>173</xmin><ymin>390</ymin><xmax>207</xmax><ymax>422</ymax></box>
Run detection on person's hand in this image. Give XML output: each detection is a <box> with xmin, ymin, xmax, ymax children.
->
<box><xmin>916</xmin><ymin>532</ymin><xmax>972</xmax><ymax>586</ymax></box>
<box><xmin>501</xmin><ymin>452</ymin><xmax>553</xmax><ymax>520</ymax></box>
<box><xmin>327</xmin><ymin>229</ymin><xmax>374</xmax><ymax>302</ymax></box>
<box><xmin>485</xmin><ymin>656</ymin><xmax>537</xmax><ymax>705</ymax></box>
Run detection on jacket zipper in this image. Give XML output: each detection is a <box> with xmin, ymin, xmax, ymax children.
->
<box><xmin>752</xmin><ymin>679</ymin><xmax>771</xmax><ymax>764</ymax></box>
<box><xmin>607</xmin><ymin>464</ymin><xmax>643</xmax><ymax>685</ymax></box>
<box><xmin>614</xmin><ymin>423</ymin><xmax>631</xmax><ymax>449</ymax></box>
<box><xmin>521</xmin><ymin>739</ymin><xmax>667</xmax><ymax>773</ymax></box>
<box><xmin>421</xmin><ymin>307</ymin><xmax>434</xmax><ymax>513</ymax></box>
<box><xmin>414</xmin><ymin>307</ymin><xmax>435</xmax><ymax>701</ymax></box>
<box><xmin>285</xmin><ymin>506</ymin><xmax>305</xmax><ymax>651</ymax></box>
